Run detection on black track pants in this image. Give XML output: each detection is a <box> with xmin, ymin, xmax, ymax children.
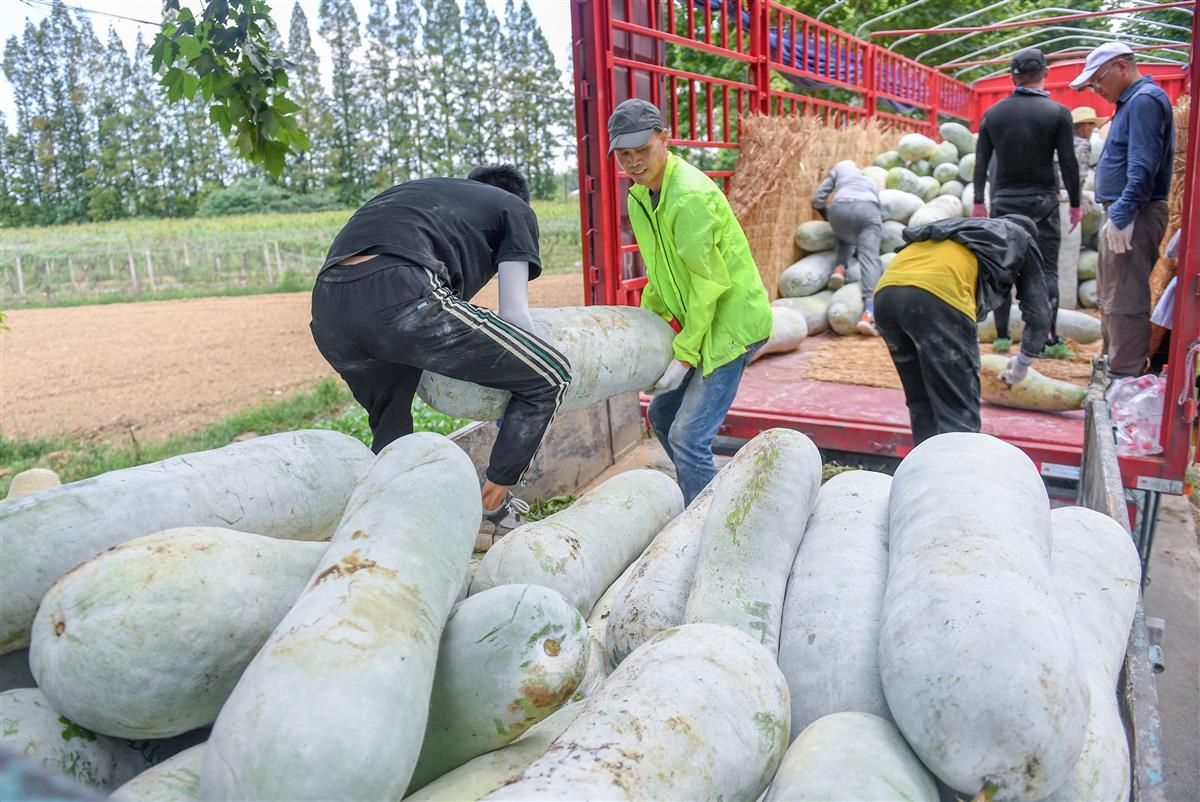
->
<box><xmin>874</xmin><ymin>285</ymin><xmax>981</xmax><ymax>445</ymax></box>
<box><xmin>310</xmin><ymin>260</ymin><xmax>571</xmax><ymax>486</ymax></box>
<box><xmin>991</xmin><ymin>192</ymin><xmax>1060</xmax><ymax>345</ymax></box>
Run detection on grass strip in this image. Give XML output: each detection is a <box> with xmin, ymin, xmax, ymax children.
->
<box><xmin>0</xmin><ymin>379</ymin><xmax>471</xmax><ymax>497</ymax></box>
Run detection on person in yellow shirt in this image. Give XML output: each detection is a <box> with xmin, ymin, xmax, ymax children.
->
<box><xmin>874</xmin><ymin>215</ymin><xmax>1049</xmax><ymax>443</ymax></box>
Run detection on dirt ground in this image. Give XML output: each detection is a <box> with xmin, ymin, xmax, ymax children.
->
<box><xmin>0</xmin><ymin>274</ymin><xmax>584</xmax><ymax>442</ymax></box>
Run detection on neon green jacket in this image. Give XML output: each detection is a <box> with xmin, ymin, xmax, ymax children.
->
<box><xmin>627</xmin><ymin>153</ymin><xmax>772</xmax><ymax>375</ymax></box>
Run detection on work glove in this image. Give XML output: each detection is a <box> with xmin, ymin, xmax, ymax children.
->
<box><xmin>650</xmin><ymin>360</ymin><xmax>690</xmax><ymax>395</ymax></box>
<box><xmin>1000</xmin><ymin>352</ymin><xmax>1034</xmax><ymax>385</ymax></box>
<box><xmin>1102</xmin><ymin>219</ymin><xmax>1135</xmax><ymax>255</ymax></box>
<box><xmin>971</xmin><ymin>203</ymin><xmax>988</xmax><ymax>219</ymax></box>
<box><xmin>1068</xmin><ymin>206</ymin><xmax>1082</xmax><ymax>232</ymax></box>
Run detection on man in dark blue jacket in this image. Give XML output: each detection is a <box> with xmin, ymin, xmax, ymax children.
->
<box><xmin>1070</xmin><ymin>42</ymin><xmax>1174</xmax><ymax>377</ymax></box>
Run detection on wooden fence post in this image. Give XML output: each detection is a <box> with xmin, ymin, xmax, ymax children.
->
<box><xmin>15</xmin><ymin>254</ymin><xmax>26</xmax><ymax>297</ymax></box>
<box><xmin>67</xmin><ymin>256</ymin><xmax>78</xmax><ymax>288</ymax></box>
<box><xmin>145</xmin><ymin>249</ymin><xmax>157</xmax><ymax>292</ymax></box>
<box><xmin>263</xmin><ymin>243</ymin><xmax>275</xmax><ymax>284</ymax></box>
<box><xmin>274</xmin><ymin>241</ymin><xmax>284</xmax><ymax>279</ymax></box>
<box><xmin>183</xmin><ymin>238</ymin><xmax>191</xmax><ymax>268</ymax></box>
<box><xmin>127</xmin><ymin>242</ymin><xmax>141</xmax><ymax>294</ymax></box>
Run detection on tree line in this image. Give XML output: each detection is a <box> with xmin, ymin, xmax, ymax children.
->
<box><xmin>0</xmin><ymin>0</ymin><xmax>572</xmax><ymax>227</ymax></box>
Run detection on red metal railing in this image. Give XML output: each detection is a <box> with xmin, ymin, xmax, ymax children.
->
<box><xmin>573</xmin><ymin>0</ymin><xmax>973</xmax><ymax>307</ymax></box>
<box><xmin>571</xmin><ymin>0</ymin><xmax>1195</xmax><ymax>493</ymax></box>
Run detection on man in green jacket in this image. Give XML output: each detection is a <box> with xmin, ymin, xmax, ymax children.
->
<box><xmin>608</xmin><ymin>99</ymin><xmax>773</xmax><ymax>503</ymax></box>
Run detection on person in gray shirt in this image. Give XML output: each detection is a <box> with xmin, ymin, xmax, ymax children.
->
<box><xmin>812</xmin><ymin>160</ymin><xmax>883</xmax><ymax>336</ymax></box>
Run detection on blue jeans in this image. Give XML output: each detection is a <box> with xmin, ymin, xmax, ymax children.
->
<box><xmin>647</xmin><ymin>342</ymin><xmax>763</xmax><ymax>505</ymax></box>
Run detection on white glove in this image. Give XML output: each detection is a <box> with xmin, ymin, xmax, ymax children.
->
<box><xmin>1102</xmin><ymin>219</ymin><xmax>1135</xmax><ymax>255</ymax></box>
<box><xmin>650</xmin><ymin>360</ymin><xmax>690</xmax><ymax>395</ymax></box>
<box><xmin>1000</xmin><ymin>353</ymin><xmax>1033</xmax><ymax>385</ymax></box>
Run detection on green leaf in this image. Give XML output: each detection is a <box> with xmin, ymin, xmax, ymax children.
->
<box><xmin>208</xmin><ymin>104</ymin><xmax>233</xmax><ymax>134</ymax></box>
<box><xmin>262</xmin><ymin>140</ymin><xmax>288</xmax><ymax>177</ymax></box>
<box><xmin>271</xmin><ymin>95</ymin><xmax>299</xmax><ymax>114</ymax></box>
<box><xmin>235</xmin><ymin>128</ymin><xmax>254</xmax><ymax>157</ymax></box>
<box><xmin>177</xmin><ymin>34</ymin><xmax>202</xmax><ymax>62</ymax></box>
<box><xmin>180</xmin><ymin>72</ymin><xmax>200</xmax><ymax>100</ymax></box>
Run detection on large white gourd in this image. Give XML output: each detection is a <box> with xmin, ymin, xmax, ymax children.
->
<box><xmin>979</xmin><ymin>354</ymin><xmax>1086</xmax><ymax>412</ymax></box>
<box><xmin>772</xmin><ymin>292</ymin><xmax>833</xmax><ymax>335</ymax></box>
<box><xmin>485</xmin><ymin>623</ymin><xmax>790</xmax><ymax>801</ymax></box>
<box><xmin>880</xmin><ymin>433</ymin><xmax>1089</xmax><ymax>799</ymax></box>
<box><xmin>779</xmin><ymin>252</ymin><xmax>852</xmax><ymax>298</ymax></box>
<box><xmin>574</xmin><ymin>551</ymin><xmax>644</xmax><ymax>699</ymax></box>
<box><xmin>0</xmin><ymin>688</ymin><xmax>200</xmax><ymax>794</ymax></box>
<box><xmin>977</xmin><ymin>306</ymin><xmax>1101</xmax><ymax>344</ymax></box>
<box><xmin>471</xmin><ymin>469</ymin><xmax>683</xmax><ymax>616</ymax></box>
<box><xmin>751</xmin><ymin>307</ymin><xmax>808</xmax><ymax>362</ymax></box>
<box><xmin>31</xmin><ymin>528</ymin><xmax>325</xmax><ymax>739</ymax></box>
<box><xmin>826</xmin><ymin>283</ymin><xmax>865</xmax><ymax>336</ymax></box>
<box><xmin>199</xmin><ymin>432</ymin><xmax>480</xmax><ymax>801</ymax></box>
<box><xmin>405</xmin><ymin>702</ymin><xmax>584</xmax><ymax>802</ymax></box>
<box><xmin>1045</xmin><ymin>507</ymin><xmax>1141</xmax><ymax>802</ymax></box>
<box><xmin>0</xmin><ymin>429</ymin><xmax>372</xmax><ymax>654</ymax></box>
<box><xmin>417</xmin><ymin>306</ymin><xmax>672</xmax><ymax>420</ymax></box>
<box><xmin>111</xmin><ymin>744</ymin><xmax>204</xmax><ymax>802</ymax></box>
<box><xmin>605</xmin><ymin>487</ymin><xmax>713</xmax><ymax>668</ymax></box>
<box><xmin>407</xmin><ymin>584</ymin><xmax>588</xmax><ymax>793</ymax></box>
<box><xmin>778</xmin><ymin>471</ymin><xmax>892</xmax><ymax>735</ymax></box>
<box><xmin>684</xmin><ymin>429</ymin><xmax>821</xmax><ymax>655</ymax></box>
<box><xmin>765</xmin><ymin>712</ymin><xmax>938</xmax><ymax>802</ymax></box>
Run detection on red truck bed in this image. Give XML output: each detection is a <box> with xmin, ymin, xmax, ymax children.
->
<box><xmin>716</xmin><ymin>350</ymin><xmax>1085</xmax><ymax>471</ymax></box>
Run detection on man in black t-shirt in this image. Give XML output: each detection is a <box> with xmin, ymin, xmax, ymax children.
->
<box><xmin>973</xmin><ymin>48</ymin><xmax>1082</xmax><ymax>360</ymax></box>
<box><xmin>310</xmin><ymin>165</ymin><xmax>572</xmax><ymax>542</ymax></box>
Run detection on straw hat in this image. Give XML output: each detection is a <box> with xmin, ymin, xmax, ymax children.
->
<box><xmin>1071</xmin><ymin>106</ymin><xmax>1108</xmax><ymax>126</ymax></box>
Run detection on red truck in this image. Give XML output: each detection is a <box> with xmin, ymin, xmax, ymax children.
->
<box><xmin>570</xmin><ymin>0</ymin><xmax>1196</xmax><ymax>537</ymax></box>
<box><xmin>569</xmin><ymin>4</ymin><xmax>1195</xmax><ymax>798</ymax></box>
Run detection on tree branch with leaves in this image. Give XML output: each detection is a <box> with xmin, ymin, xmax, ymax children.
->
<box><xmin>150</xmin><ymin>0</ymin><xmax>308</xmax><ymax>176</ymax></box>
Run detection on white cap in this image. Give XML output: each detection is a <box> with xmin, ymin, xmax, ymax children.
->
<box><xmin>1069</xmin><ymin>42</ymin><xmax>1135</xmax><ymax>90</ymax></box>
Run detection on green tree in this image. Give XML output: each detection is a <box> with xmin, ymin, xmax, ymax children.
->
<box><xmin>393</xmin><ymin>0</ymin><xmax>425</xmax><ymax>178</ymax></box>
<box><xmin>421</xmin><ymin>0</ymin><xmax>465</xmax><ymax>175</ymax></box>
<box><xmin>86</xmin><ymin>28</ymin><xmax>137</xmax><ymax>221</ymax></box>
<box><xmin>318</xmin><ymin>0</ymin><xmax>367</xmax><ymax>203</ymax></box>
<box><xmin>497</xmin><ymin>0</ymin><xmax>570</xmax><ymax>197</ymax></box>
<box><xmin>459</xmin><ymin>0</ymin><xmax>503</xmax><ymax>166</ymax></box>
<box><xmin>0</xmin><ymin>111</ymin><xmax>18</xmax><ymax>225</ymax></box>
<box><xmin>362</xmin><ymin>0</ymin><xmax>399</xmax><ymax>190</ymax></box>
<box><xmin>286</xmin><ymin>2</ymin><xmax>332</xmax><ymax>194</ymax></box>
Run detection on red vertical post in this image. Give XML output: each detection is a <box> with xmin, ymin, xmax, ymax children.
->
<box><xmin>928</xmin><ymin>70</ymin><xmax>940</xmax><ymax>136</ymax></box>
<box><xmin>1154</xmin><ymin>13</ymin><xmax>1199</xmax><ymax>488</ymax></box>
<box><xmin>749</xmin><ymin>0</ymin><xmax>772</xmax><ymax>114</ymax></box>
<box><xmin>863</xmin><ymin>44</ymin><xmax>877</xmax><ymax>120</ymax></box>
<box><xmin>570</xmin><ymin>0</ymin><xmax>619</xmax><ymax>306</ymax></box>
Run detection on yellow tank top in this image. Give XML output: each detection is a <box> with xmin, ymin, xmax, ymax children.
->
<box><xmin>876</xmin><ymin>239</ymin><xmax>979</xmax><ymax>321</ymax></box>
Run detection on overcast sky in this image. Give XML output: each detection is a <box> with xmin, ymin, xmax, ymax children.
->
<box><xmin>0</xmin><ymin>0</ymin><xmax>574</xmax><ymax>127</ymax></box>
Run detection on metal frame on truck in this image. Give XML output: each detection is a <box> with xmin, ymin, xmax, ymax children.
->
<box><xmin>570</xmin><ymin>0</ymin><xmax>1197</xmax><ymax>513</ymax></box>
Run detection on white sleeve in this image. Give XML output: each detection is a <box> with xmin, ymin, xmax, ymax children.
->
<box><xmin>1150</xmin><ymin>277</ymin><xmax>1176</xmax><ymax>329</ymax></box>
<box><xmin>497</xmin><ymin>260</ymin><xmax>535</xmax><ymax>333</ymax></box>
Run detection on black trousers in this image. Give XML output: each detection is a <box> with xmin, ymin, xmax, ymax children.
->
<box><xmin>310</xmin><ymin>259</ymin><xmax>571</xmax><ymax>486</ymax></box>
<box><xmin>991</xmin><ymin>191</ymin><xmax>1060</xmax><ymax>345</ymax></box>
<box><xmin>874</xmin><ymin>285</ymin><xmax>981</xmax><ymax>445</ymax></box>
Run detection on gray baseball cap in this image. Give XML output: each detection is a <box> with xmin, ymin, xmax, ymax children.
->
<box><xmin>607</xmin><ymin>99</ymin><xmax>665</xmax><ymax>154</ymax></box>
<box><xmin>1011</xmin><ymin>47</ymin><xmax>1047</xmax><ymax>76</ymax></box>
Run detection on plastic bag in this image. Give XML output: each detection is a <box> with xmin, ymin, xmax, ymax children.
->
<box><xmin>1107</xmin><ymin>372</ymin><xmax>1166</xmax><ymax>456</ymax></box>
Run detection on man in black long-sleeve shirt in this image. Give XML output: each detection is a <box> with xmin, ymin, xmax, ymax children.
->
<box><xmin>973</xmin><ymin>48</ymin><xmax>1082</xmax><ymax>359</ymax></box>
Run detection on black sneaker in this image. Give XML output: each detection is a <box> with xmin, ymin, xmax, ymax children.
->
<box><xmin>476</xmin><ymin>493</ymin><xmax>531</xmax><ymax>551</ymax></box>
